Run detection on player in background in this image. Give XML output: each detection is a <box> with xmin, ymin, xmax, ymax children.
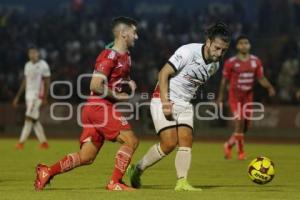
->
<box><xmin>13</xmin><ymin>46</ymin><xmax>51</xmax><ymax>149</ymax></box>
<box><xmin>217</xmin><ymin>36</ymin><xmax>276</xmax><ymax>160</ymax></box>
<box><xmin>127</xmin><ymin>23</ymin><xmax>231</xmax><ymax>191</ymax></box>
<box><xmin>34</xmin><ymin>17</ymin><xmax>139</xmax><ymax>191</ymax></box>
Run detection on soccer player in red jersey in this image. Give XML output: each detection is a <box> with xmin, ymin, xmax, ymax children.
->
<box><xmin>217</xmin><ymin>35</ymin><xmax>276</xmax><ymax>160</ymax></box>
<box><xmin>34</xmin><ymin>16</ymin><xmax>139</xmax><ymax>191</ymax></box>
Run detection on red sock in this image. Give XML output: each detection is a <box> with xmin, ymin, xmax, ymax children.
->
<box><xmin>226</xmin><ymin>134</ymin><xmax>236</xmax><ymax>148</ymax></box>
<box><xmin>111</xmin><ymin>145</ymin><xmax>133</xmax><ymax>183</ymax></box>
<box><xmin>234</xmin><ymin>133</ymin><xmax>244</xmax><ymax>153</ymax></box>
<box><xmin>49</xmin><ymin>153</ymin><xmax>81</xmax><ymax>176</ymax></box>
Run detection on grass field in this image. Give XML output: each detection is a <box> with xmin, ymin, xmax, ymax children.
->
<box><xmin>0</xmin><ymin>139</ymin><xmax>299</xmax><ymax>200</ymax></box>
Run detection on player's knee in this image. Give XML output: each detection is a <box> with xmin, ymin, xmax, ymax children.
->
<box><xmin>131</xmin><ymin>136</ymin><xmax>139</xmax><ymax>150</ymax></box>
<box><xmin>124</xmin><ymin>135</ymin><xmax>139</xmax><ymax>150</ymax></box>
<box><xmin>161</xmin><ymin>140</ymin><xmax>177</xmax><ymax>154</ymax></box>
<box><xmin>80</xmin><ymin>157</ymin><xmax>94</xmax><ymax>165</ymax></box>
<box><xmin>25</xmin><ymin>116</ymin><xmax>34</xmax><ymax>123</ymax></box>
<box><xmin>79</xmin><ymin>154</ymin><xmax>96</xmax><ymax>165</ymax></box>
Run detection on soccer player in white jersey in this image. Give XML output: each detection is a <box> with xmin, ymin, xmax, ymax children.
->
<box><xmin>127</xmin><ymin>23</ymin><xmax>231</xmax><ymax>191</ymax></box>
<box><xmin>13</xmin><ymin>46</ymin><xmax>51</xmax><ymax>149</ymax></box>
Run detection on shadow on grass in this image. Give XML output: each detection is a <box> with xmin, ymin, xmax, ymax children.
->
<box><xmin>46</xmin><ymin>187</ymin><xmax>102</xmax><ymax>191</ymax></box>
<box><xmin>141</xmin><ymin>185</ymin><xmax>174</xmax><ymax>190</ymax></box>
<box><xmin>41</xmin><ymin>184</ymin><xmax>287</xmax><ymax>192</ymax></box>
<box><xmin>194</xmin><ymin>184</ymin><xmax>287</xmax><ymax>192</ymax></box>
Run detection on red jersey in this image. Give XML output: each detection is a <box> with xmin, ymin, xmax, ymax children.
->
<box><xmin>223</xmin><ymin>55</ymin><xmax>264</xmax><ymax>94</ymax></box>
<box><xmin>89</xmin><ymin>48</ymin><xmax>131</xmax><ymax>102</ymax></box>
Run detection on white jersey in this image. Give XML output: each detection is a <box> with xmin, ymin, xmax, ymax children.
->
<box><xmin>24</xmin><ymin>60</ymin><xmax>51</xmax><ymax>100</ymax></box>
<box><xmin>153</xmin><ymin>43</ymin><xmax>219</xmax><ymax>103</ymax></box>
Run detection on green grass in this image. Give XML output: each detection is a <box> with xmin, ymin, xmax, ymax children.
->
<box><xmin>0</xmin><ymin>139</ymin><xmax>299</xmax><ymax>200</ymax></box>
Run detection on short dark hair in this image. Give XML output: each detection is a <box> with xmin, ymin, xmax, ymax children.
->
<box><xmin>235</xmin><ymin>35</ymin><xmax>250</xmax><ymax>45</ymax></box>
<box><xmin>111</xmin><ymin>16</ymin><xmax>137</xmax><ymax>30</ymax></box>
<box><xmin>206</xmin><ymin>22</ymin><xmax>231</xmax><ymax>43</ymax></box>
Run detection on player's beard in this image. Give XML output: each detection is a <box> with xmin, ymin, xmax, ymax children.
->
<box><xmin>207</xmin><ymin>48</ymin><xmax>220</xmax><ymax>62</ymax></box>
<box><xmin>209</xmin><ymin>53</ymin><xmax>221</xmax><ymax>62</ymax></box>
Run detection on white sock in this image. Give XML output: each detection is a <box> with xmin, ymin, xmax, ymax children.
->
<box><xmin>33</xmin><ymin>121</ymin><xmax>47</xmax><ymax>143</ymax></box>
<box><xmin>137</xmin><ymin>143</ymin><xmax>166</xmax><ymax>171</ymax></box>
<box><xmin>19</xmin><ymin>120</ymin><xmax>34</xmax><ymax>143</ymax></box>
<box><xmin>175</xmin><ymin>147</ymin><xmax>191</xmax><ymax>179</ymax></box>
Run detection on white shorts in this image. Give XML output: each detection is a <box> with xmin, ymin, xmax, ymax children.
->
<box><xmin>150</xmin><ymin>98</ymin><xmax>194</xmax><ymax>134</ymax></box>
<box><xmin>25</xmin><ymin>99</ymin><xmax>42</xmax><ymax>120</ymax></box>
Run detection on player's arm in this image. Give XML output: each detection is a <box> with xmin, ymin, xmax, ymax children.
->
<box><xmin>257</xmin><ymin>76</ymin><xmax>276</xmax><ymax>97</ymax></box>
<box><xmin>255</xmin><ymin>59</ymin><xmax>276</xmax><ymax>97</ymax></box>
<box><xmin>90</xmin><ymin>72</ymin><xmax>129</xmax><ymax>102</ymax></box>
<box><xmin>13</xmin><ymin>78</ymin><xmax>26</xmax><ymax>108</ymax></box>
<box><xmin>217</xmin><ymin>77</ymin><xmax>228</xmax><ymax>104</ymax></box>
<box><xmin>158</xmin><ymin>63</ymin><xmax>176</xmax><ymax>120</ymax></box>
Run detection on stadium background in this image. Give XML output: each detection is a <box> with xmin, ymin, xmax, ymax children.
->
<box><xmin>0</xmin><ymin>0</ymin><xmax>300</xmax><ymax>141</ymax></box>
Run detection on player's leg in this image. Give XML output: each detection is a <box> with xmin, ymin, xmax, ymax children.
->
<box><xmin>34</xmin><ymin>105</ymin><xmax>103</xmax><ymax>190</ymax></box>
<box><xmin>235</xmin><ymin>95</ymin><xmax>253</xmax><ymax>160</ymax></box>
<box><xmin>234</xmin><ymin>119</ymin><xmax>246</xmax><ymax>160</ymax></box>
<box><xmin>33</xmin><ymin>121</ymin><xmax>48</xmax><ymax>148</ymax></box>
<box><xmin>35</xmin><ymin>142</ymin><xmax>101</xmax><ymax>190</ymax></box>
<box><xmin>174</xmin><ymin>104</ymin><xmax>200</xmax><ymax>191</ymax></box>
<box><xmin>128</xmin><ymin>98</ymin><xmax>178</xmax><ymax>188</ymax></box>
<box><xmin>16</xmin><ymin>117</ymin><xmax>34</xmax><ymax>149</ymax></box>
<box><xmin>138</xmin><ymin>127</ymin><xmax>177</xmax><ymax>170</ymax></box>
<box><xmin>176</xmin><ymin>126</ymin><xmax>192</xmax><ymax>179</ymax></box>
<box><xmin>136</xmin><ymin>98</ymin><xmax>177</xmax><ymax>171</ymax></box>
<box><xmin>107</xmin><ymin>129</ymin><xmax>139</xmax><ymax>190</ymax></box>
<box><xmin>34</xmin><ymin>134</ymin><xmax>103</xmax><ymax>191</ymax></box>
<box><xmin>16</xmin><ymin>100</ymin><xmax>35</xmax><ymax>149</ymax></box>
<box><xmin>128</xmin><ymin>127</ymin><xmax>178</xmax><ymax>188</ymax></box>
<box><xmin>224</xmin><ymin>98</ymin><xmax>240</xmax><ymax>159</ymax></box>
<box><xmin>31</xmin><ymin>99</ymin><xmax>49</xmax><ymax>148</ymax></box>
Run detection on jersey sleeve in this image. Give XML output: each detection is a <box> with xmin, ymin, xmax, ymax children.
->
<box><xmin>255</xmin><ymin>58</ymin><xmax>264</xmax><ymax>78</ymax></box>
<box><xmin>222</xmin><ymin>59</ymin><xmax>232</xmax><ymax>79</ymax></box>
<box><xmin>42</xmin><ymin>61</ymin><xmax>51</xmax><ymax>77</ymax></box>
<box><xmin>94</xmin><ymin>52</ymin><xmax>115</xmax><ymax>77</ymax></box>
<box><xmin>168</xmin><ymin>45</ymin><xmax>192</xmax><ymax>71</ymax></box>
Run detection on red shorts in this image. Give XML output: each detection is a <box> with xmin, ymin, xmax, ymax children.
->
<box><xmin>228</xmin><ymin>91</ymin><xmax>253</xmax><ymax>120</ymax></box>
<box><xmin>79</xmin><ymin>98</ymin><xmax>131</xmax><ymax>149</ymax></box>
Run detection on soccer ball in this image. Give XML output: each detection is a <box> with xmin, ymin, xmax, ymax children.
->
<box><xmin>248</xmin><ymin>156</ymin><xmax>275</xmax><ymax>185</ymax></box>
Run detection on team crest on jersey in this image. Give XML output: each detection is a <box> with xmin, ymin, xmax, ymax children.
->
<box><xmin>108</xmin><ymin>51</ymin><xmax>116</xmax><ymax>59</ymax></box>
<box><xmin>251</xmin><ymin>60</ymin><xmax>257</xmax><ymax>68</ymax></box>
<box><xmin>208</xmin><ymin>63</ymin><xmax>218</xmax><ymax>75</ymax></box>
<box><xmin>234</xmin><ymin>63</ymin><xmax>240</xmax><ymax>68</ymax></box>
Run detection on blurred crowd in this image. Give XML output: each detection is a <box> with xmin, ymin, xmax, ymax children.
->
<box><xmin>0</xmin><ymin>0</ymin><xmax>299</xmax><ymax>104</ymax></box>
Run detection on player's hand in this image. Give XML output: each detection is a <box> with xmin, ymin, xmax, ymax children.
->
<box><xmin>12</xmin><ymin>98</ymin><xmax>19</xmax><ymax>108</ymax></box>
<box><xmin>268</xmin><ymin>88</ymin><xmax>276</xmax><ymax>97</ymax></box>
<box><xmin>162</xmin><ymin>101</ymin><xmax>174</xmax><ymax>121</ymax></box>
<box><xmin>115</xmin><ymin>92</ymin><xmax>130</xmax><ymax>101</ymax></box>
<box><xmin>128</xmin><ymin>80</ymin><xmax>137</xmax><ymax>93</ymax></box>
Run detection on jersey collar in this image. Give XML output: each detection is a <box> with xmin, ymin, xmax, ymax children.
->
<box><xmin>105</xmin><ymin>42</ymin><xmax>130</xmax><ymax>55</ymax></box>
